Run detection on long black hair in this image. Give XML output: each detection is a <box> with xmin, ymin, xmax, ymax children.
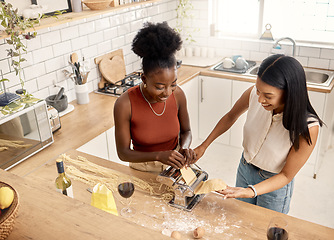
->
<box><xmin>257</xmin><ymin>54</ymin><xmax>323</xmax><ymax>150</ymax></box>
<box><xmin>132</xmin><ymin>22</ymin><xmax>182</xmax><ymax>75</ymax></box>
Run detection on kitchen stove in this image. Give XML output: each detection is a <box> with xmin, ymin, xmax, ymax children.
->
<box><xmin>95</xmin><ymin>71</ymin><xmax>142</xmax><ymax>97</ymax></box>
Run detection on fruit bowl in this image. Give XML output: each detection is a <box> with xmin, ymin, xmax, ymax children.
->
<box><xmin>0</xmin><ymin>182</ymin><xmax>19</xmax><ymax>240</ymax></box>
<box><xmin>82</xmin><ymin>0</ymin><xmax>112</xmax><ymax>10</ymax></box>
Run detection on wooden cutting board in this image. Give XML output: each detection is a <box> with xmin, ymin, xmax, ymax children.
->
<box><xmin>99</xmin><ymin>55</ymin><xmax>126</xmax><ymax>83</ymax></box>
<box><xmin>94</xmin><ymin>49</ymin><xmax>126</xmax><ymax>88</ymax></box>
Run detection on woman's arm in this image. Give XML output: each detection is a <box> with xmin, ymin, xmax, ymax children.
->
<box><xmin>194</xmin><ymin>86</ymin><xmax>253</xmax><ymax>160</ymax></box>
<box><xmin>219</xmin><ymin>125</ymin><xmax>319</xmax><ymax>198</ymax></box>
<box><xmin>113</xmin><ymin>92</ymin><xmax>186</xmax><ymax>169</ymax></box>
<box><xmin>174</xmin><ymin>86</ymin><xmax>196</xmax><ymax>164</ymax></box>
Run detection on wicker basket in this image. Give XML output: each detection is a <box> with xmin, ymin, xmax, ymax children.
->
<box><xmin>82</xmin><ymin>0</ymin><xmax>112</xmax><ymax>10</ymax></box>
<box><xmin>0</xmin><ymin>182</ymin><xmax>19</xmax><ymax>240</ymax></box>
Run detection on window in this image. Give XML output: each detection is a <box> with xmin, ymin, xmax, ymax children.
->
<box><xmin>211</xmin><ymin>0</ymin><xmax>334</xmax><ymax>43</ymax></box>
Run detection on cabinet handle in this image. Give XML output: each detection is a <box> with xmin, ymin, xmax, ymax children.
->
<box><xmin>201</xmin><ymin>78</ymin><xmax>203</xmax><ymax>102</ymax></box>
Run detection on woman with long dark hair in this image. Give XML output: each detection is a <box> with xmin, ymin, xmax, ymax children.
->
<box><xmin>193</xmin><ymin>54</ymin><xmax>322</xmax><ymax>213</ymax></box>
<box><xmin>114</xmin><ymin>22</ymin><xmax>195</xmax><ymax>172</ymax></box>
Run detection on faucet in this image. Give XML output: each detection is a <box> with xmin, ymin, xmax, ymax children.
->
<box><xmin>272</xmin><ymin>37</ymin><xmax>296</xmax><ymax>57</ymax></box>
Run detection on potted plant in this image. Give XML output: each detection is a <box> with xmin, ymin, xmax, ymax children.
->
<box><xmin>0</xmin><ymin>2</ymin><xmax>39</xmax><ymax>91</ymax></box>
<box><xmin>175</xmin><ymin>0</ymin><xmax>198</xmax><ymax>44</ymax></box>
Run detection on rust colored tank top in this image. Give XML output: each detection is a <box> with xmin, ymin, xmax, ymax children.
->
<box><xmin>128</xmin><ymin>85</ymin><xmax>180</xmax><ymax>152</ymax></box>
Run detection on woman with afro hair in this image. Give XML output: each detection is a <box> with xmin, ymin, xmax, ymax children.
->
<box><xmin>114</xmin><ymin>22</ymin><xmax>196</xmax><ymax>172</ymax></box>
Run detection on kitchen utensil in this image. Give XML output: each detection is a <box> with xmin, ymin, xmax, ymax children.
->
<box><xmin>222</xmin><ymin>58</ymin><xmax>235</xmax><ymax>69</ymax></box>
<box><xmin>99</xmin><ymin>55</ymin><xmax>126</xmax><ymax>83</ymax></box>
<box><xmin>47</xmin><ymin>105</ymin><xmax>61</xmax><ymax>132</ymax></box>
<box><xmin>71</xmin><ymin>52</ymin><xmax>79</xmax><ymax>64</ymax></box>
<box><xmin>54</xmin><ymin>87</ymin><xmax>65</xmax><ymax>101</ymax></box>
<box><xmin>235</xmin><ymin>57</ymin><xmax>249</xmax><ymax>70</ymax></box>
<box><xmin>156</xmin><ymin>165</ymin><xmax>208</xmax><ymax>211</ymax></box>
<box><xmin>82</xmin><ymin>0</ymin><xmax>112</xmax><ymax>10</ymax></box>
<box><xmin>45</xmin><ymin>94</ymin><xmax>68</xmax><ymax>112</ymax></box>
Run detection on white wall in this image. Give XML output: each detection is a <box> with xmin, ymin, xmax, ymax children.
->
<box><xmin>181</xmin><ymin>0</ymin><xmax>334</xmax><ymax>70</ymax></box>
<box><xmin>0</xmin><ymin>0</ymin><xmax>177</xmax><ymax>102</ymax></box>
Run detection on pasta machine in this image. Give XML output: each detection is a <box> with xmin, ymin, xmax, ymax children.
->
<box><xmin>156</xmin><ymin>166</ymin><xmax>208</xmax><ymax>211</ymax></box>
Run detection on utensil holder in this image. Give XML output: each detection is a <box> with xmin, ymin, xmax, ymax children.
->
<box><xmin>75</xmin><ymin>84</ymin><xmax>89</xmax><ymax>105</ymax></box>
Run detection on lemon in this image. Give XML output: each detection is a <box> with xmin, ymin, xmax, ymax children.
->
<box><xmin>0</xmin><ymin>187</ymin><xmax>15</xmax><ymax>209</ymax></box>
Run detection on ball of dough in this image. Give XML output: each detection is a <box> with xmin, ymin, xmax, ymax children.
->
<box><xmin>171</xmin><ymin>231</ymin><xmax>182</xmax><ymax>239</ymax></box>
<box><xmin>193</xmin><ymin>227</ymin><xmax>205</xmax><ymax>239</ymax></box>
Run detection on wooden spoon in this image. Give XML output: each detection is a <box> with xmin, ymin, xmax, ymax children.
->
<box><xmin>71</xmin><ymin>52</ymin><xmax>78</xmax><ymax>64</ymax></box>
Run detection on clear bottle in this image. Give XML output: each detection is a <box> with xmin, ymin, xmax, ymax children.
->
<box><xmin>55</xmin><ymin>159</ymin><xmax>74</xmax><ymax>198</ymax></box>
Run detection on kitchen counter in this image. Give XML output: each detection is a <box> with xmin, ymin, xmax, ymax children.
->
<box><xmin>5</xmin><ymin>149</ymin><xmax>333</xmax><ymax>239</ymax></box>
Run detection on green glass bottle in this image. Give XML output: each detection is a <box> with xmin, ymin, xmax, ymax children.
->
<box><xmin>55</xmin><ymin>159</ymin><xmax>73</xmax><ymax>198</ymax></box>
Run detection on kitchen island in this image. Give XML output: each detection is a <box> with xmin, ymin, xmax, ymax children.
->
<box><xmin>3</xmin><ymin>149</ymin><xmax>334</xmax><ymax>239</ymax></box>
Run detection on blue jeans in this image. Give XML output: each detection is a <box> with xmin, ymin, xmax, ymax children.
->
<box><xmin>236</xmin><ymin>154</ymin><xmax>294</xmax><ymax>214</ymax></box>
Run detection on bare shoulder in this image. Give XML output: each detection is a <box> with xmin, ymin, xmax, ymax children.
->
<box><xmin>173</xmin><ymin>85</ymin><xmax>187</xmax><ymax>107</ymax></box>
<box><xmin>114</xmin><ymin>91</ymin><xmax>131</xmax><ymax>115</ymax></box>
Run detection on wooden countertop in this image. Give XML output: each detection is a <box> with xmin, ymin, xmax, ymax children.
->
<box><xmin>5</xmin><ymin>149</ymin><xmax>333</xmax><ymax>240</ymax></box>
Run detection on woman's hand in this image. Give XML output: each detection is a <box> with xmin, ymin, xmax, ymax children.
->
<box><xmin>194</xmin><ymin>144</ymin><xmax>207</xmax><ymax>161</ymax></box>
<box><xmin>217</xmin><ymin>186</ymin><xmax>255</xmax><ymax>199</ymax></box>
<box><xmin>157</xmin><ymin>150</ymin><xmax>186</xmax><ymax>169</ymax></box>
<box><xmin>179</xmin><ymin>148</ymin><xmax>197</xmax><ymax>166</ymax></box>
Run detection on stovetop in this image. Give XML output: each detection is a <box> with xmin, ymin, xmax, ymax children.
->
<box><xmin>95</xmin><ymin>71</ymin><xmax>142</xmax><ymax>97</ymax></box>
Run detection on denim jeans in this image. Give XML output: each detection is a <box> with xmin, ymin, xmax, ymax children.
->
<box><xmin>236</xmin><ymin>154</ymin><xmax>294</xmax><ymax>214</ymax></box>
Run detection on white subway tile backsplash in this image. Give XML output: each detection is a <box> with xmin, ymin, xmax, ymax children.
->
<box><xmin>136</xmin><ymin>8</ymin><xmax>148</xmax><ymax>19</ymax></box>
<box><xmin>299</xmin><ymin>46</ymin><xmax>321</xmax><ymax>58</ymax></box>
<box><xmin>53</xmin><ymin>41</ymin><xmax>72</xmax><ymax>57</ymax></box>
<box><xmin>320</xmin><ymin>48</ymin><xmax>334</xmax><ymax>60</ymax></box>
<box><xmin>24</xmin><ymin>79</ymin><xmax>38</xmax><ymax>94</ymax></box>
<box><xmin>41</xmin><ymin>31</ymin><xmax>61</xmax><ymax>47</ymax></box>
<box><xmin>95</xmin><ymin>18</ymin><xmax>111</xmax><ymax>32</ymax></box>
<box><xmin>125</xmin><ymin>32</ymin><xmax>136</xmax><ymax>45</ymax></box>
<box><xmin>4</xmin><ymin>71</ymin><xmax>21</xmax><ymax>89</ymax></box>
<box><xmin>118</xmin><ymin>23</ymin><xmax>131</xmax><ymax>36</ymax></box>
<box><xmin>250</xmin><ymin>52</ymin><xmax>269</xmax><ymax>62</ymax></box>
<box><xmin>26</xmin><ymin>36</ymin><xmax>42</xmax><ymax>51</ymax></box>
<box><xmin>24</xmin><ymin>62</ymin><xmax>46</xmax><ymax>80</ymax></box>
<box><xmin>33</xmin><ymin>87</ymin><xmax>49</xmax><ymax>100</ymax></box>
<box><xmin>110</xmin><ymin>14</ymin><xmax>124</xmax><ymax>27</ymax></box>
<box><xmin>79</xmin><ymin>21</ymin><xmax>96</xmax><ymax>36</ymax></box>
<box><xmin>329</xmin><ymin>60</ymin><xmax>334</xmax><ymax>70</ymax></box>
<box><xmin>123</xmin><ymin>11</ymin><xmax>136</xmax><ymax>23</ymax></box>
<box><xmin>45</xmin><ymin>55</ymin><xmax>66</xmax><ymax>73</ymax></box>
<box><xmin>241</xmin><ymin>41</ymin><xmax>260</xmax><ymax>52</ymax></box>
<box><xmin>295</xmin><ymin>56</ymin><xmax>308</xmax><ymax>67</ymax></box>
<box><xmin>0</xmin><ymin>43</ymin><xmax>8</xmax><ymax>59</ymax></box>
<box><xmin>130</xmin><ymin>20</ymin><xmax>144</xmax><ymax>32</ymax></box>
<box><xmin>37</xmin><ymin>71</ymin><xmax>56</xmax><ymax>90</ymax></box>
<box><xmin>82</xmin><ymin>45</ymin><xmax>98</xmax><ymax>59</ymax></box>
<box><xmin>71</xmin><ymin>36</ymin><xmax>89</xmax><ymax>51</ymax></box>
<box><xmin>88</xmin><ymin>31</ymin><xmax>104</xmax><ymax>46</ymax></box>
<box><xmin>111</xmin><ymin>36</ymin><xmax>125</xmax><ymax>50</ymax></box>
<box><xmin>0</xmin><ymin>59</ymin><xmax>10</xmax><ymax>74</ymax></box>
<box><xmin>50</xmin><ymin>23</ymin><xmax>69</xmax><ymax>31</ymax></box>
<box><xmin>104</xmin><ymin>27</ymin><xmax>118</xmax><ymax>41</ymax></box>
<box><xmin>308</xmin><ymin>57</ymin><xmax>330</xmax><ymax>69</ymax></box>
<box><xmin>147</xmin><ymin>5</ymin><xmax>160</xmax><ymax>16</ymax></box>
<box><xmin>97</xmin><ymin>40</ymin><xmax>112</xmax><ymax>55</ymax></box>
<box><xmin>32</xmin><ymin>46</ymin><xmax>54</xmax><ymax>64</ymax></box>
<box><xmin>61</xmin><ymin>26</ymin><xmax>80</xmax><ymax>41</ymax></box>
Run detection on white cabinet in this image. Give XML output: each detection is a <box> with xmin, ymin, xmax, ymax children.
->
<box><xmin>230</xmin><ymin>80</ymin><xmax>254</xmax><ymax>148</ymax></box>
<box><xmin>198</xmin><ymin>76</ymin><xmax>232</xmax><ymax>145</ymax></box>
<box><xmin>308</xmin><ymin>89</ymin><xmax>334</xmax><ymax>177</ymax></box>
<box><xmin>180</xmin><ymin>77</ymin><xmax>199</xmax><ymax>142</ymax></box>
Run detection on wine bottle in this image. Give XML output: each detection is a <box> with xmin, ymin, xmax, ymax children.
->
<box><xmin>55</xmin><ymin>159</ymin><xmax>73</xmax><ymax>198</ymax></box>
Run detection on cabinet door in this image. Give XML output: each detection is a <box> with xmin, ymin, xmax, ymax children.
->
<box><xmin>198</xmin><ymin>76</ymin><xmax>232</xmax><ymax>145</ymax></box>
<box><xmin>230</xmin><ymin>81</ymin><xmax>254</xmax><ymax>148</ymax></box>
<box><xmin>180</xmin><ymin>77</ymin><xmax>199</xmax><ymax>142</ymax></box>
<box><xmin>77</xmin><ymin>132</ymin><xmax>109</xmax><ymax>160</ymax></box>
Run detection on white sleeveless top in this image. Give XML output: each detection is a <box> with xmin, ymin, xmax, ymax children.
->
<box><xmin>243</xmin><ymin>87</ymin><xmax>319</xmax><ymax>173</ymax></box>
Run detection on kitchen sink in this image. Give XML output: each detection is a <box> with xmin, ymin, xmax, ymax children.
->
<box><xmin>246</xmin><ymin>66</ymin><xmax>334</xmax><ymax>87</ymax></box>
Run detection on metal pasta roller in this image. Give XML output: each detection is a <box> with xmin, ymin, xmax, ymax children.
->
<box><xmin>156</xmin><ymin>166</ymin><xmax>208</xmax><ymax>211</ymax></box>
